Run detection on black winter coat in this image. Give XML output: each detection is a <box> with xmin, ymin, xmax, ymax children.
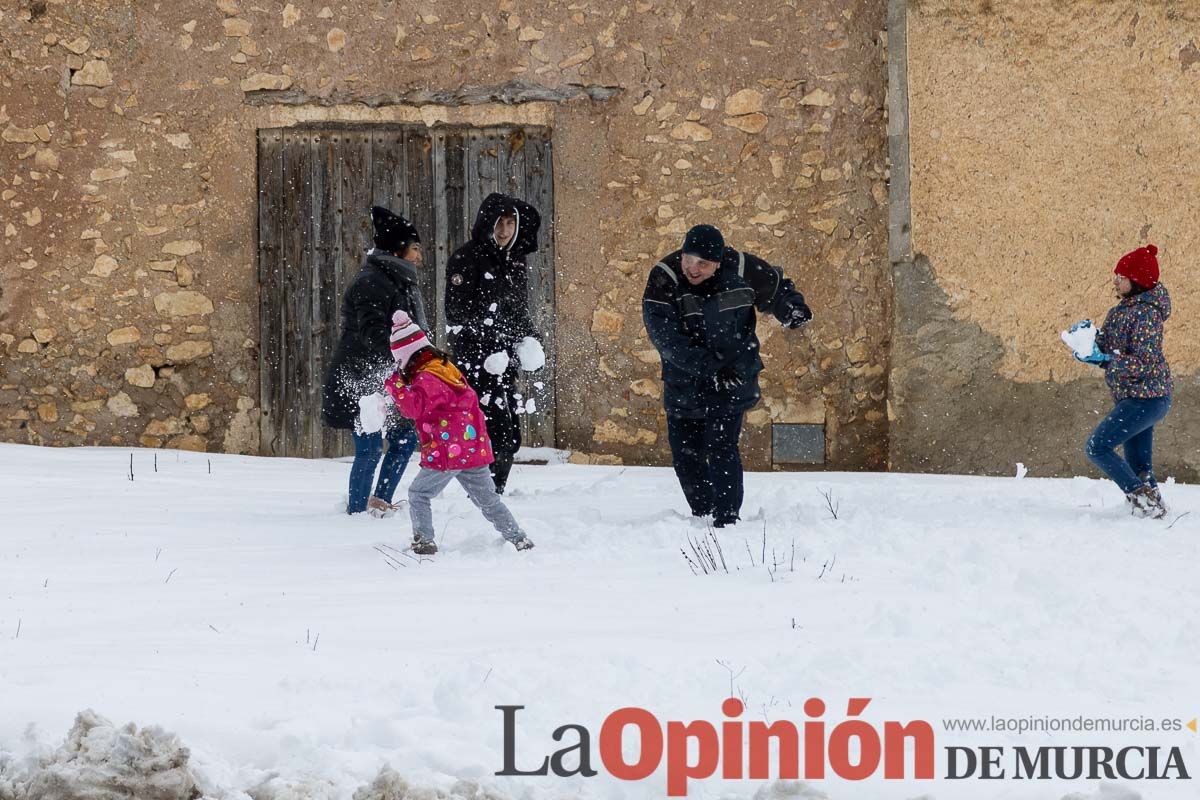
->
<box><xmin>321</xmin><ymin>252</ymin><xmax>427</xmax><ymax>430</ymax></box>
<box><xmin>444</xmin><ymin>192</ymin><xmax>541</xmax><ymax>357</ymax></box>
<box><xmin>642</xmin><ymin>248</ymin><xmax>809</xmax><ymax>419</ymax></box>
<box><xmin>443</xmin><ymin>194</ymin><xmax>542</xmax><ymax>456</ymax></box>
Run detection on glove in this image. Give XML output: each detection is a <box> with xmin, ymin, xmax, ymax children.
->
<box><xmin>1074</xmin><ymin>342</ymin><xmax>1111</xmax><ymax>365</ymax></box>
<box><xmin>713</xmin><ymin>365</ymin><xmax>744</xmax><ymax>392</ymax></box>
<box><xmin>1068</xmin><ymin>319</ymin><xmax>1093</xmax><ymax>334</ymax></box>
<box><xmin>782</xmin><ymin>296</ymin><xmax>813</xmax><ymax>329</ymax></box>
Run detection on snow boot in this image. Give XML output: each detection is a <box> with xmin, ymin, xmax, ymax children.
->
<box><xmin>412</xmin><ymin>538</ymin><xmax>438</xmax><ymax>555</ymax></box>
<box><xmin>512</xmin><ymin>536</ymin><xmax>535</xmax><ymax>552</ymax></box>
<box><xmin>712</xmin><ymin>515</ymin><xmax>739</xmax><ymax>529</ymax></box>
<box><xmin>367</xmin><ymin>497</ymin><xmax>403</xmax><ymax>519</ymax></box>
<box><xmin>1127</xmin><ymin>485</ymin><xmax>1167</xmax><ymax>520</ymax></box>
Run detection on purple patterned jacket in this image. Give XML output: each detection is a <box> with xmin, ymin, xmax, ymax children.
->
<box><xmin>1096</xmin><ymin>283</ymin><xmax>1172</xmax><ymax>400</ymax></box>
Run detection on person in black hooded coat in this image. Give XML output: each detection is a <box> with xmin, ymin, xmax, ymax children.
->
<box><xmin>444</xmin><ymin>192</ymin><xmax>542</xmax><ymax>494</ymax></box>
<box><xmin>322</xmin><ymin>206</ymin><xmax>426</xmax><ymax>516</ymax></box>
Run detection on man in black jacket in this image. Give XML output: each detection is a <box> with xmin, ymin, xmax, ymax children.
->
<box><xmin>444</xmin><ymin>192</ymin><xmax>543</xmax><ymax>494</ymax></box>
<box><xmin>321</xmin><ymin>206</ymin><xmax>426</xmax><ymax>516</ymax></box>
<box><xmin>642</xmin><ymin>224</ymin><xmax>812</xmax><ymax>527</ymax></box>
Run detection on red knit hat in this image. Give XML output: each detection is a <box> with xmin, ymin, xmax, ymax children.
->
<box><xmin>1114</xmin><ymin>244</ymin><xmax>1159</xmax><ymax>289</ymax></box>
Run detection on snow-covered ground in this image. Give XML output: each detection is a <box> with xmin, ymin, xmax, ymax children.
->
<box><xmin>1</xmin><ymin>442</ymin><xmax>1197</xmax><ymax>800</ymax></box>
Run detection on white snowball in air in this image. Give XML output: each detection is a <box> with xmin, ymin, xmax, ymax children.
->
<box><xmin>358</xmin><ymin>392</ymin><xmax>388</xmax><ymax>434</ymax></box>
<box><xmin>484</xmin><ymin>351</ymin><xmax>511</xmax><ymax>375</ymax></box>
<box><xmin>515</xmin><ymin>336</ymin><xmax>546</xmax><ymax>372</ymax></box>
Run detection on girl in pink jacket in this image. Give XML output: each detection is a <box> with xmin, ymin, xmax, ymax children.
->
<box><xmin>384</xmin><ymin>311</ymin><xmax>534</xmax><ymax>555</ymax></box>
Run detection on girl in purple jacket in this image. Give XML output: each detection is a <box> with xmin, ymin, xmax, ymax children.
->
<box><xmin>1075</xmin><ymin>245</ymin><xmax>1172</xmax><ymax>518</ymax></box>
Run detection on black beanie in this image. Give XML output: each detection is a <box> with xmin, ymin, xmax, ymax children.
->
<box><xmin>682</xmin><ymin>224</ymin><xmax>725</xmax><ymax>262</ymax></box>
<box><xmin>371</xmin><ymin>206</ymin><xmax>420</xmax><ymax>253</ymax></box>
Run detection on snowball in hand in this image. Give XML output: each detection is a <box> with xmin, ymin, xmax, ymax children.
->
<box><xmin>515</xmin><ymin>336</ymin><xmax>546</xmax><ymax>372</ymax></box>
<box><xmin>358</xmin><ymin>392</ymin><xmax>388</xmax><ymax>434</ymax></box>
<box><xmin>484</xmin><ymin>351</ymin><xmax>511</xmax><ymax>376</ymax></box>
<box><xmin>1060</xmin><ymin>321</ymin><xmax>1097</xmax><ymax>359</ymax></box>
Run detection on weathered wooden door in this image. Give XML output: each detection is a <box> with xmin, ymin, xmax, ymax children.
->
<box><xmin>257</xmin><ymin>124</ymin><xmax>555</xmax><ymax>459</ymax></box>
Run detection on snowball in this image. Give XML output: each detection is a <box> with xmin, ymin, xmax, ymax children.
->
<box><xmin>525</xmin><ymin>398</ymin><xmax>537</xmax><ymax>414</ymax></box>
<box><xmin>483</xmin><ymin>318</ymin><xmax>494</xmax><ymax>326</ymax></box>
<box><xmin>488</xmin><ymin>302</ymin><xmax>498</xmax><ymax>312</ymax></box>
<box><xmin>1060</xmin><ymin>321</ymin><xmax>1097</xmax><ymax>359</ymax></box>
<box><xmin>484</xmin><ymin>272</ymin><xmax>494</xmax><ymax>279</ymax></box>
<box><xmin>515</xmin><ymin>336</ymin><xmax>546</xmax><ymax>372</ymax></box>
<box><xmin>357</xmin><ymin>392</ymin><xmax>388</xmax><ymax>434</ymax></box>
<box><xmin>483</xmin><ymin>351</ymin><xmax>510</xmax><ymax>376</ymax></box>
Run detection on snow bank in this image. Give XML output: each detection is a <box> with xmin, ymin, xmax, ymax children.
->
<box><xmin>0</xmin><ymin>710</ymin><xmax>196</xmax><ymax>800</ymax></box>
<box><xmin>350</xmin><ymin>767</ymin><xmax>506</xmax><ymax>800</ymax></box>
<box><xmin>0</xmin><ymin>718</ymin><xmax>509</xmax><ymax>800</ymax></box>
<box><xmin>513</xmin><ymin>447</ymin><xmax>571</xmax><ymax>464</ymax></box>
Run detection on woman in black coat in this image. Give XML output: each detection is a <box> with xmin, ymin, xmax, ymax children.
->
<box><xmin>321</xmin><ymin>206</ymin><xmax>426</xmax><ymax>516</ymax></box>
<box><xmin>444</xmin><ymin>193</ymin><xmax>542</xmax><ymax>494</ymax></box>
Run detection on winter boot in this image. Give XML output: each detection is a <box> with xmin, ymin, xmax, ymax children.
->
<box><xmin>412</xmin><ymin>537</ymin><xmax>438</xmax><ymax>555</ymax></box>
<box><xmin>1127</xmin><ymin>485</ymin><xmax>1167</xmax><ymax>520</ymax></box>
<box><xmin>512</xmin><ymin>536</ymin><xmax>535</xmax><ymax>552</ymax></box>
<box><xmin>367</xmin><ymin>497</ymin><xmax>403</xmax><ymax>519</ymax></box>
<box><xmin>712</xmin><ymin>515</ymin><xmax>739</xmax><ymax>529</ymax></box>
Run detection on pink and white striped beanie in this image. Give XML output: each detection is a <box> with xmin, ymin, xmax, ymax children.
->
<box><xmin>389</xmin><ymin>310</ymin><xmax>430</xmax><ymax>369</ymax></box>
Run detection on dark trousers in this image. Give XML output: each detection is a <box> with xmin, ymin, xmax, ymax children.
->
<box><xmin>1085</xmin><ymin>396</ymin><xmax>1172</xmax><ymax>494</ymax></box>
<box><xmin>453</xmin><ymin>345</ymin><xmax>520</xmax><ymax>455</ymax></box>
<box><xmin>457</xmin><ymin>342</ymin><xmax>522</xmax><ymax>492</ymax></box>
<box><xmin>666</xmin><ymin>412</ymin><xmax>745</xmax><ymax>520</ymax></box>
<box><xmin>348</xmin><ymin>423</ymin><xmax>417</xmax><ymax>514</ymax></box>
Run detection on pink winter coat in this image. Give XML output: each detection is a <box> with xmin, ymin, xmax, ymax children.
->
<box><xmin>384</xmin><ymin>358</ymin><xmax>495</xmax><ymax>471</ymax></box>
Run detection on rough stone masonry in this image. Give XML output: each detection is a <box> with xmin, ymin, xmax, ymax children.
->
<box><xmin>0</xmin><ymin>0</ymin><xmax>889</xmax><ymax>470</ymax></box>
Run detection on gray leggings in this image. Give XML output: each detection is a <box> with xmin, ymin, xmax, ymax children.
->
<box><xmin>408</xmin><ymin>465</ymin><xmax>525</xmax><ymax>543</ymax></box>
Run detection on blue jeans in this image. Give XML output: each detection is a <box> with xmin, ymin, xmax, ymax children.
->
<box><xmin>348</xmin><ymin>423</ymin><xmax>417</xmax><ymax>514</ymax></box>
<box><xmin>1085</xmin><ymin>397</ymin><xmax>1172</xmax><ymax>494</ymax></box>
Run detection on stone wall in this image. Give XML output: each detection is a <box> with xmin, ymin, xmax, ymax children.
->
<box><xmin>898</xmin><ymin>0</ymin><xmax>1199</xmax><ymax>480</ymax></box>
<box><xmin>0</xmin><ymin>0</ymin><xmax>890</xmax><ymax>470</ymax></box>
